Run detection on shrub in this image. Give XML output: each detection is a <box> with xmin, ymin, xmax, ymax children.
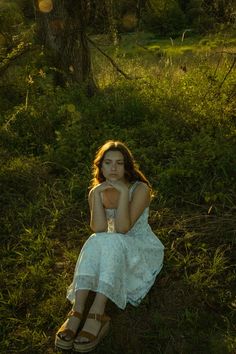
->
<box><xmin>142</xmin><ymin>0</ymin><xmax>186</xmax><ymax>36</ymax></box>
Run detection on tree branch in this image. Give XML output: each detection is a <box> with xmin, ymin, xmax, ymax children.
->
<box><xmin>87</xmin><ymin>36</ymin><xmax>133</xmax><ymax>80</ymax></box>
<box><xmin>218</xmin><ymin>56</ymin><xmax>236</xmax><ymax>91</ymax></box>
<box><xmin>0</xmin><ymin>43</ymin><xmax>33</xmax><ymax>76</ymax></box>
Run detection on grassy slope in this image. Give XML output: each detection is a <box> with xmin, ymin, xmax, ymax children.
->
<box><xmin>0</xmin><ymin>32</ymin><xmax>236</xmax><ymax>353</ymax></box>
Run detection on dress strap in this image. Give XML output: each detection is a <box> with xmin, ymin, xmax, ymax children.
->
<box><xmin>129</xmin><ymin>181</ymin><xmax>141</xmax><ymax>200</ymax></box>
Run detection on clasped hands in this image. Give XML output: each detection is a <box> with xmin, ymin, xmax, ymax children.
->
<box><xmin>93</xmin><ymin>180</ymin><xmax>129</xmax><ymax>194</ymax></box>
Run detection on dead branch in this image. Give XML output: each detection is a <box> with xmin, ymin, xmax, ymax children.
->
<box><xmin>0</xmin><ymin>43</ymin><xmax>33</xmax><ymax>76</ymax></box>
<box><xmin>218</xmin><ymin>56</ymin><xmax>236</xmax><ymax>91</ymax></box>
<box><xmin>87</xmin><ymin>36</ymin><xmax>133</xmax><ymax>80</ymax></box>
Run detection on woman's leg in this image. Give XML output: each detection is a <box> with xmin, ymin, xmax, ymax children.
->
<box><xmin>59</xmin><ymin>289</ymin><xmax>89</xmax><ymax>340</ymax></box>
<box><xmin>75</xmin><ymin>292</ymin><xmax>108</xmax><ymax>343</ymax></box>
<box><xmin>73</xmin><ymin>289</ymin><xmax>89</xmax><ymax>313</ymax></box>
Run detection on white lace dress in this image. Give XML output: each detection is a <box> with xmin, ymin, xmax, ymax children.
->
<box><xmin>66</xmin><ymin>182</ymin><xmax>164</xmax><ymax>309</ymax></box>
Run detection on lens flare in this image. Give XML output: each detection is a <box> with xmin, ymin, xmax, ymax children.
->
<box><xmin>38</xmin><ymin>0</ymin><xmax>53</xmax><ymax>13</ymax></box>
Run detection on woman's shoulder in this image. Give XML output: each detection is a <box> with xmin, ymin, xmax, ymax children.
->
<box><xmin>130</xmin><ymin>181</ymin><xmax>150</xmax><ymax>197</ymax></box>
<box><xmin>129</xmin><ymin>181</ymin><xmax>151</xmax><ymax>207</ymax></box>
<box><xmin>131</xmin><ymin>181</ymin><xmax>149</xmax><ymax>189</ymax></box>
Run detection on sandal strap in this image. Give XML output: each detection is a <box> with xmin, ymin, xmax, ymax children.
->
<box><xmin>68</xmin><ymin>310</ymin><xmax>83</xmax><ymax>319</ymax></box>
<box><xmin>78</xmin><ymin>330</ymin><xmax>97</xmax><ymax>341</ymax></box>
<box><xmin>56</xmin><ymin>320</ymin><xmax>77</xmax><ymax>337</ymax></box>
<box><xmin>86</xmin><ymin>313</ymin><xmax>110</xmax><ymax>323</ymax></box>
<box><xmin>57</xmin><ymin>327</ymin><xmax>75</xmax><ymax>338</ymax></box>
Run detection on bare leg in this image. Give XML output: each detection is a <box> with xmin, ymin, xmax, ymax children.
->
<box><xmin>73</xmin><ymin>289</ymin><xmax>89</xmax><ymax>313</ymax></box>
<box><xmin>59</xmin><ymin>289</ymin><xmax>89</xmax><ymax>340</ymax></box>
<box><xmin>75</xmin><ymin>292</ymin><xmax>108</xmax><ymax>343</ymax></box>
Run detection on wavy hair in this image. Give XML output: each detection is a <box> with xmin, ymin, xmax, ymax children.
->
<box><xmin>90</xmin><ymin>140</ymin><xmax>151</xmax><ymax>189</ymax></box>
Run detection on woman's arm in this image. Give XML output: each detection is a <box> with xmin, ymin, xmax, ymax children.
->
<box><xmin>114</xmin><ymin>185</ymin><xmax>130</xmax><ymax>233</ymax></box>
<box><xmin>129</xmin><ymin>182</ymin><xmax>150</xmax><ymax>226</ymax></box>
<box><xmin>89</xmin><ymin>183</ymin><xmax>113</xmax><ymax>232</ymax></box>
<box><xmin>112</xmin><ymin>182</ymin><xmax>150</xmax><ymax>234</ymax></box>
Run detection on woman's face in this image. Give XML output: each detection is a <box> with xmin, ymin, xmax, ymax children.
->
<box><xmin>101</xmin><ymin>150</ymin><xmax>126</xmax><ymax>182</ymax></box>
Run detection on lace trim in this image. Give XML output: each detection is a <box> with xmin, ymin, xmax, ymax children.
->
<box><xmin>66</xmin><ymin>264</ymin><xmax>163</xmax><ymax>309</ymax></box>
<box><xmin>67</xmin><ymin>275</ymin><xmax>127</xmax><ymax>309</ymax></box>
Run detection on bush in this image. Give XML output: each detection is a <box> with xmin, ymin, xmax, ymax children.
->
<box><xmin>142</xmin><ymin>0</ymin><xmax>186</xmax><ymax>36</ymax></box>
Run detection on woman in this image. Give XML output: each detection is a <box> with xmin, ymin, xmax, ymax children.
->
<box><xmin>55</xmin><ymin>140</ymin><xmax>164</xmax><ymax>352</ymax></box>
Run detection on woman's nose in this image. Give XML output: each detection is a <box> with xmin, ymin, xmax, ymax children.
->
<box><xmin>111</xmin><ymin>163</ymin><xmax>116</xmax><ymax>170</ymax></box>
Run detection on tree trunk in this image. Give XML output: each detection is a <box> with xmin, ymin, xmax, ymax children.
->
<box><xmin>34</xmin><ymin>0</ymin><xmax>97</xmax><ymax>95</ymax></box>
<box><xmin>136</xmin><ymin>0</ymin><xmax>146</xmax><ymax>29</ymax></box>
<box><xmin>104</xmin><ymin>0</ymin><xmax>119</xmax><ymax>45</ymax></box>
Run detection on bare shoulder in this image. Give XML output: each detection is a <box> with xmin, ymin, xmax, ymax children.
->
<box><xmin>134</xmin><ymin>182</ymin><xmax>150</xmax><ymax>193</ymax></box>
<box><xmin>132</xmin><ymin>182</ymin><xmax>151</xmax><ymax>203</ymax></box>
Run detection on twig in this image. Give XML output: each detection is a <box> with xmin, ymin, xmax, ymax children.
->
<box><xmin>0</xmin><ymin>43</ymin><xmax>33</xmax><ymax>75</ymax></box>
<box><xmin>87</xmin><ymin>36</ymin><xmax>133</xmax><ymax>80</ymax></box>
<box><xmin>203</xmin><ymin>52</ymin><xmax>236</xmax><ymax>100</ymax></box>
<box><xmin>213</xmin><ymin>51</ymin><xmax>223</xmax><ymax>77</ymax></box>
<box><xmin>217</xmin><ymin>56</ymin><xmax>236</xmax><ymax>91</ymax></box>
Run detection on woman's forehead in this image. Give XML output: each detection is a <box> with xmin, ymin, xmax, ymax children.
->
<box><xmin>104</xmin><ymin>150</ymin><xmax>124</xmax><ymax>160</ymax></box>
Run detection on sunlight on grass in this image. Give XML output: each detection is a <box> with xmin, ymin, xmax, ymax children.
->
<box><xmin>1</xmin><ymin>30</ymin><xmax>236</xmax><ymax>353</ymax></box>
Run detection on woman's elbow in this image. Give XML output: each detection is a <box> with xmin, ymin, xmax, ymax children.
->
<box><xmin>90</xmin><ymin>223</ymin><xmax>107</xmax><ymax>233</ymax></box>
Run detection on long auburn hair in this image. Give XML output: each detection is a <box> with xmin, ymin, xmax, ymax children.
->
<box><xmin>90</xmin><ymin>140</ymin><xmax>151</xmax><ymax>189</ymax></box>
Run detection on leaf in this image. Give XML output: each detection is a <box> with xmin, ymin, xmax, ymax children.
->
<box><xmin>67</xmin><ymin>104</ymin><xmax>76</xmax><ymax>113</ymax></box>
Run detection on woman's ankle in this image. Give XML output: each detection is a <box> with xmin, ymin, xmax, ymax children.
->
<box><xmin>89</xmin><ymin>304</ymin><xmax>105</xmax><ymax>315</ymax></box>
<box><xmin>72</xmin><ymin>304</ymin><xmax>84</xmax><ymax>314</ymax></box>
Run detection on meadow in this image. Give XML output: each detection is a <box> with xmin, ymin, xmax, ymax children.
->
<box><xmin>0</xmin><ymin>31</ymin><xmax>236</xmax><ymax>353</ymax></box>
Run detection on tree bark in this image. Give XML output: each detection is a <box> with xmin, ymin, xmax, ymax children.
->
<box><xmin>136</xmin><ymin>0</ymin><xmax>148</xmax><ymax>29</ymax></box>
<box><xmin>34</xmin><ymin>0</ymin><xmax>97</xmax><ymax>95</ymax></box>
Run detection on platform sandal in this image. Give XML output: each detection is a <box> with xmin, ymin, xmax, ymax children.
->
<box><xmin>73</xmin><ymin>313</ymin><xmax>111</xmax><ymax>353</ymax></box>
<box><xmin>55</xmin><ymin>310</ymin><xmax>83</xmax><ymax>350</ymax></box>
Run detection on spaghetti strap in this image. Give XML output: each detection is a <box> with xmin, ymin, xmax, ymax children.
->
<box><xmin>129</xmin><ymin>181</ymin><xmax>140</xmax><ymax>200</ymax></box>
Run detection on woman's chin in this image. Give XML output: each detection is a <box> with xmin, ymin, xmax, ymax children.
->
<box><xmin>107</xmin><ymin>177</ymin><xmax>118</xmax><ymax>182</ymax></box>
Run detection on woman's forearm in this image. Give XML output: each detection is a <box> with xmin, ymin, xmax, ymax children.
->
<box><xmin>90</xmin><ymin>191</ymin><xmax>108</xmax><ymax>232</ymax></box>
<box><xmin>115</xmin><ymin>190</ymin><xmax>130</xmax><ymax>233</ymax></box>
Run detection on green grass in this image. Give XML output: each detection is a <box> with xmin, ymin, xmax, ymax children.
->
<box><xmin>0</xmin><ymin>30</ymin><xmax>236</xmax><ymax>353</ymax></box>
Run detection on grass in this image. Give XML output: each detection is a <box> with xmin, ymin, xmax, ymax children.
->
<box><xmin>1</xmin><ymin>30</ymin><xmax>236</xmax><ymax>353</ymax></box>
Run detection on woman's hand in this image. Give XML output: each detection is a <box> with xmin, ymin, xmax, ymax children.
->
<box><xmin>107</xmin><ymin>180</ymin><xmax>129</xmax><ymax>194</ymax></box>
<box><xmin>92</xmin><ymin>181</ymin><xmax>114</xmax><ymax>194</ymax></box>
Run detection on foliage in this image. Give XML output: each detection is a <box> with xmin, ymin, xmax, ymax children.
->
<box><xmin>143</xmin><ymin>0</ymin><xmax>186</xmax><ymax>36</ymax></box>
<box><xmin>0</xmin><ymin>1</ymin><xmax>24</xmax><ymax>39</ymax></box>
<box><xmin>0</xmin><ymin>3</ymin><xmax>236</xmax><ymax>353</ymax></box>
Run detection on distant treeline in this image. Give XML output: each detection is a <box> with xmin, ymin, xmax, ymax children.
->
<box><xmin>0</xmin><ymin>0</ymin><xmax>235</xmax><ymax>41</ymax></box>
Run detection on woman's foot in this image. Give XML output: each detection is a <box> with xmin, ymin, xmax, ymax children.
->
<box><xmin>74</xmin><ymin>313</ymin><xmax>102</xmax><ymax>343</ymax></box>
<box><xmin>73</xmin><ymin>313</ymin><xmax>111</xmax><ymax>352</ymax></box>
<box><xmin>58</xmin><ymin>313</ymin><xmax>81</xmax><ymax>340</ymax></box>
<box><xmin>55</xmin><ymin>310</ymin><xmax>83</xmax><ymax>350</ymax></box>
